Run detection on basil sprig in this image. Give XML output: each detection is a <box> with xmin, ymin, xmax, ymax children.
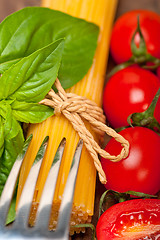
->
<box><xmin>0</xmin><ymin>39</ymin><xmax>65</xmax><ymax>124</ymax></box>
<box><xmin>0</xmin><ymin>39</ymin><xmax>64</xmax><ymax>195</ymax></box>
<box><xmin>0</xmin><ymin>7</ymin><xmax>99</xmax><ymax>197</ymax></box>
<box><xmin>0</xmin><ymin>7</ymin><xmax>99</xmax><ymax>89</ymax></box>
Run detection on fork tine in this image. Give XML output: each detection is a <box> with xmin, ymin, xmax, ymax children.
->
<box><xmin>56</xmin><ymin>139</ymin><xmax>83</xmax><ymax>238</ymax></box>
<box><xmin>34</xmin><ymin>138</ymin><xmax>66</xmax><ymax>231</ymax></box>
<box><xmin>13</xmin><ymin>136</ymin><xmax>49</xmax><ymax>229</ymax></box>
<box><xmin>0</xmin><ymin>134</ymin><xmax>33</xmax><ymax>226</ymax></box>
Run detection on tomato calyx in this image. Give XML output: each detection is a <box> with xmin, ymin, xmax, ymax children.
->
<box><xmin>99</xmin><ymin>189</ymin><xmax>157</xmax><ymax>218</ymax></box>
<box><xmin>130</xmin><ymin>16</ymin><xmax>160</xmax><ymax>68</ymax></box>
<box><xmin>108</xmin><ymin>17</ymin><xmax>160</xmax><ymax>78</ymax></box>
<box><xmin>127</xmin><ymin>88</ymin><xmax>160</xmax><ymax>133</ymax></box>
<box><xmin>130</xmin><ymin>16</ymin><xmax>147</xmax><ymax>59</ymax></box>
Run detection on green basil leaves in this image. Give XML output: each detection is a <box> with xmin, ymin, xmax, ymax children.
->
<box><xmin>0</xmin><ymin>106</ymin><xmax>24</xmax><ymax>195</ymax></box>
<box><xmin>0</xmin><ymin>7</ymin><xmax>99</xmax><ymax>89</ymax></box>
<box><xmin>0</xmin><ymin>38</ymin><xmax>64</xmax><ymax>125</ymax></box>
<box><xmin>0</xmin><ymin>39</ymin><xmax>64</xmax><ymax>101</ymax></box>
<box><xmin>0</xmin><ymin>38</ymin><xmax>64</xmax><ymax>196</ymax></box>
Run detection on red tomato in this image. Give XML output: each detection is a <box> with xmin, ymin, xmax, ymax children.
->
<box><xmin>103</xmin><ymin>66</ymin><xmax>160</xmax><ymax>128</ymax></box>
<box><xmin>96</xmin><ymin>199</ymin><xmax>160</xmax><ymax>240</ymax></box>
<box><xmin>110</xmin><ymin>10</ymin><xmax>160</xmax><ymax>64</ymax></box>
<box><xmin>101</xmin><ymin>127</ymin><xmax>160</xmax><ymax>195</ymax></box>
<box><xmin>157</xmin><ymin>66</ymin><xmax>160</xmax><ymax>79</ymax></box>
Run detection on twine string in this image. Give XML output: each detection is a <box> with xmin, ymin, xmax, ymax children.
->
<box><xmin>39</xmin><ymin>78</ymin><xmax>129</xmax><ymax>184</ymax></box>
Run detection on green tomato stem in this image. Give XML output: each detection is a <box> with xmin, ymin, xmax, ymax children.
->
<box><xmin>108</xmin><ymin>16</ymin><xmax>160</xmax><ymax>78</ymax></box>
<box><xmin>131</xmin><ymin>15</ymin><xmax>147</xmax><ymax>57</ymax></box>
<box><xmin>128</xmin><ymin>88</ymin><xmax>160</xmax><ymax>132</ymax></box>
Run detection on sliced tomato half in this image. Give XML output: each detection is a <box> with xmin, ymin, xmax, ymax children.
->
<box><xmin>96</xmin><ymin>199</ymin><xmax>160</xmax><ymax>240</ymax></box>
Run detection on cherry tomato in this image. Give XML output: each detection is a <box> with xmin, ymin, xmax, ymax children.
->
<box><xmin>96</xmin><ymin>199</ymin><xmax>160</xmax><ymax>240</ymax></box>
<box><xmin>110</xmin><ymin>10</ymin><xmax>160</xmax><ymax>64</ymax></box>
<box><xmin>101</xmin><ymin>127</ymin><xmax>160</xmax><ymax>195</ymax></box>
<box><xmin>103</xmin><ymin>66</ymin><xmax>160</xmax><ymax>128</ymax></box>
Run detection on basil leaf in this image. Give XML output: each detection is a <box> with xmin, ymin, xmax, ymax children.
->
<box><xmin>0</xmin><ymin>100</ymin><xmax>11</xmax><ymax>119</ymax></box>
<box><xmin>0</xmin><ymin>110</ymin><xmax>24</xmax><ymax>195</ymax></box>
<box><xmin>6</xmin><ymin>193</ymin><xmax>16</xmax><ymax>225</ymax></box>
<box><xmin>0</xmin><ymin>117</ymin><xmax>4</xmax><ymax>158</ymax></box>
<box><xmin>0</xmin><ymin>59</ymin><xmax>20</xmax><ymax>74</ymax></box>
<box><xmin>0</xmin><ymin>39</ymin><xmax>64</xmax><ymax>102</ymax></box>
<box><xmin>11</xmin><ymin>100</ymin><xmax>53</xmax><ymax>123</ymax></box>
<box><xmin>3</xmin><ymin>104</ymin><xmax>22</xmax><ymax>140</ymax></box>
<box><xmin>0</xmin><ymin>7</ymin><xmax>99</xmax><ymax>89</ymax></box>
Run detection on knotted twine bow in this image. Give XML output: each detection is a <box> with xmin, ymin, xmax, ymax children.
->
<box><xmin>40</xmin><ymin>78</ymin><xmax>129</xmax><ymax>184</ymax></box>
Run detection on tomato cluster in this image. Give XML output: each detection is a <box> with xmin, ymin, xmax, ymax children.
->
<box><xmin>97</xmin><ymin>9</ymin><xmax>160</xmax><ymax>240</ymax></box>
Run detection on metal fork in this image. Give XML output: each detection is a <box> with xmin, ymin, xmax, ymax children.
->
<box><xmin>0</xmin><ymin>134</ymin><xmax>83</xmax><ymax>240</ymax></box>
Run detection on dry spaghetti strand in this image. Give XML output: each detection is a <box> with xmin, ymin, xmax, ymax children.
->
<box><xmin>40</xmin><ymin>78</ymin><xmax>129</xmax><ymax>184</ymax></box>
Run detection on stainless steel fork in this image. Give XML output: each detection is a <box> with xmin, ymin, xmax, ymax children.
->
<box><xmin>0</xmin><ymin>135</ymin><xmax>83</xmax><ymax>240</ymax></box>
